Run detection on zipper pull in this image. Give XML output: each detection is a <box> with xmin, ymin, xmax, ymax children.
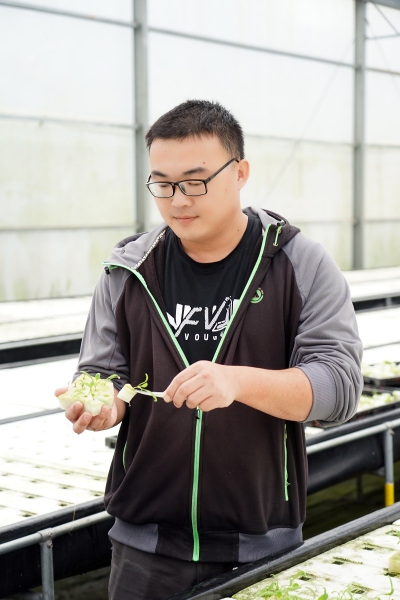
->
<box><xmin>195</xmin><ymin>407</ymin><xmax>201</xmax><ymax>420</ymax></box>
<box><xmin>273</xmin><ymin>225</ymin><xmax>283</xmax><ymax>247</ymax></box>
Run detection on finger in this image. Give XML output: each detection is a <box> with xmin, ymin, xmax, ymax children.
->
<box><xmin>185</xmin><ymin>391</ymin><xmax>208</xmax><ymax>410</ymax></box>
<box><xmin>72</xmin><ymin>411</ymin><xmax>93</xmax><ymax>435</ymax></box>
<box><xmin>164</xmin><ymin>376</ymin><xmax>185</xmax><ymax>403</ymax></box>
<box><xmin>88</xmin><ymin>405</ymin><xmax>111</xmax><ymax>431</ymax></box>
<box><xmin>171</xmin><ymin>376</ymin><xmax>204</xmax><ymax>408</ymax></box>
<box><xmin>164</xmin><ymin>365</ymin><xmax>199</xmax><ymax>403</ymax></box>
<box><xmin>196</xmin><ymin>397</ymin><xmax>217</xmax><ymax>412</ymax></box>
<box><xmin>65</xmin><ymin>401</ymin><xmax>84</xmax><ymax>422</ymax></box>
<box><xmin>54</xmin><ymin>387</ymin><xmax>68</xmax><ymax>397</ymax></box>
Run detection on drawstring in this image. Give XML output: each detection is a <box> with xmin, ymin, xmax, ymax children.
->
<box><xmin>273</xmin><ymin>222</ymin><xmax>284</xmax><ymax>247</ymax></box>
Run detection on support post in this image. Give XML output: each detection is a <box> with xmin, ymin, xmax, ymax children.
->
<box><xmin>40</xmin><ymin>532</ymin><xmax>55</xmax><ymax>600</ymax></box>
<box><xmin>353</xmin><ymin>0</ymin><xmax>367</xmax><ymax>269</ymax></box>
<box><xmin>133</xmin><ymin>0</ymin><xmax>149</xmax><ymax>233</ymax></box>
<box><xmin>384</xmin><ymin>428</ymin><xmax>395</xmax><ymax>506</ymax></box>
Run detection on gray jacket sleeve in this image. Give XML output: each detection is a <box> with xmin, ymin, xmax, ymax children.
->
<box><xmin>284</xmin><ymin>233</ymin><xmax>363</xmax><ymax>425</ymax></box>
<box><xmin>73</xmin><ymin>268</ymin><xmax>131</xmax><ymax>390</ymax></box>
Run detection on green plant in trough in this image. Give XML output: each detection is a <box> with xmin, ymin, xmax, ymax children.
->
<box><xmin>252</xmin><ymin>571</ymin><xmax>394</xmax><ymax>600</ymax></box>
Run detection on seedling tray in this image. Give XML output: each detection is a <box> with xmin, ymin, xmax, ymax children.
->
<box><xmin>305</xmin><ymin>386</ymin><xmax>400</xmax><ymax>430</ymax></box>
<box><xmin>167</xmin><ymin>503</ymin><xmax>400</xmax><ymax>599</ymax></box>
<box><xmin>363</xmin><ymin>362</ymin><xmax>400</xmax><ymax>388</ymax></box>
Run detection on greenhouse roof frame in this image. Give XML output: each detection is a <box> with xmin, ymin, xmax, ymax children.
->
<box><xmin>374</xmin><ymin>0</ymin><xmax>400</xmax><ymax>9</ymax></box>
<box><xmin>0</xmin><ymin>1</ymin><xmax>399</xmax><ymax>75</ymax></box>
<box><xmin>1</xmin><ymin>0</ymin><xmax>400</xmax><ymax>22</ymax></box>
<box><xmin>0</xmin><ymin>0</ymin><xmax>399</xmax><ymax>269</ymax></box>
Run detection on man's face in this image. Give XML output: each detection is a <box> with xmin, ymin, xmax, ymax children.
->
<box><xmin>148</xmin><ymin>135</ymin><xmax>249</xmax><ymax>246</ymax></box>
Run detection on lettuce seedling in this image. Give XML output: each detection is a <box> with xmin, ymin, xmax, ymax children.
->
<box><xmin>255</xmin><ymin>570</ymin><xmax>394</xmax><ymax>599</ymax></box>
<box><xmin>117</xmin><ymin>373</ymin><xmax>160</xmax><ymax>405</ymax></box>
<box><xmin>58</xmin><ymin>372</ymin><xmax>120</xmax><ymax>416</ymax></box>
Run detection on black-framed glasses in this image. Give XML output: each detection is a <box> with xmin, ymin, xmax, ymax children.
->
<box><xmin>146</xmin><ymin>158</ymin><xmax>239</xmax><ymax>198</ymax></box>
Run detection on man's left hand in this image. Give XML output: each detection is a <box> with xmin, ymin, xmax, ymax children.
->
<box><xmin>163</xmin><ymin>361</ymin><xmax>237</xmax><ymax>412</ymax></box>
<box><xmin>164</xmin><ymin>362</ymin><xmax>313</xmax><ymax>421</ymax></box>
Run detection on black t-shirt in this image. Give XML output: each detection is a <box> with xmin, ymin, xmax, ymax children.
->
<box><xmin>163</xmin><ymin>215</ymin><xmax>262</xmax><ymax>364</ymax></box>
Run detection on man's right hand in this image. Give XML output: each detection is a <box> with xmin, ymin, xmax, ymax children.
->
<box><xmin>54</xmin><ymin>387</ymin><xmax>126</xmax><ymax>435</ymax></box>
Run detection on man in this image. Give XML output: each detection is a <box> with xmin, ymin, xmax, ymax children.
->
<box><xmin>56</xmin><ymin>100</ymin><xmax>362</xmax><ymax>599</ymax></box>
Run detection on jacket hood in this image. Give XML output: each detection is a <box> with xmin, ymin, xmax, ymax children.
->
<box><xmin>104</xmin><ymin>207</ymin><xmax>299</xmax><ymax>270</ymax></box>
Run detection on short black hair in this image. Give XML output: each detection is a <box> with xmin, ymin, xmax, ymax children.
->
<box><xmin>145</xmin><ymin>100</ymin><xmax>245</xmax><ymax>160</ymax></box>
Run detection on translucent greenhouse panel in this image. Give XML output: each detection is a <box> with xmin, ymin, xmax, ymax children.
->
<box><xmin>148</xmin><ymin>0</ymin><xmax>354</xmax><ymax>64</ymax></box>
<box><xmin>366</xmin><ymin>35</ymin><xmax>400</xmax><ymax>74</ymax></box>
<box><xmin>8</xmin><ymin>0</ymin><xmax>133</xmax><ymax>21</ymax></box>
<box><xmin>366</xmin><ymin>2</ymin><xmax>400</xmax><ymax>72</ymax></box>
<box><xmin>140</xmin><ymin>139</ymin><xmax>354</xmax><ymax>270</ymax></box>
<box><xmin>241</xmin><ymin>137</ymin><xmax>353</xmax><ymax>269</ymax></box>
<box><xmin>241</xmin><ymin>137</ymin><xmax>353</xmax><ymax>223</ymax></box>
<box><xmin>0</xmin><ymin>5</ymin><xmax>133</xmax><ymax>124</ymax></box>
<box><xmin>148</xmin><ymin>33</ymin><xmax>353</xmax><ymax>144</ymax></box>
<box><xmin>0</xmin><ymin>119</ymin><xmax>134</xmax><ymax>229</ymax></box>
<box><xmin>366</xmin><ymin>72</ymin><xmax>400</xmax><ymax>145</ymax></box>
<box><xmin>297</xmin><ymin>222</ymin><xmax>353</xmax><ymax>270</ymax></box>
<box><xmin>365</xmin><ymin>146</ymin><xmax>400</xmax><ymax>222</ymax></box>
<box><xmin>148</xmin><ymin>196</ymin><xmax>164</xmax><ymax>231</ymax></box>
<box><xmin>364</xmin><ymin>223</ymin><xmax>400</xmax><ymax>269</ymax></box>
<box><xmin>0</xmin><ymin>229</ymin><xmax>132</xmax><ymax>302</ymax></box>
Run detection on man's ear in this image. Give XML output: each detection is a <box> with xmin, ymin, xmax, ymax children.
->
<box><xmin>237</xmin><ymin>159</ymin><xmax>250</xmax><ymax>190</ymax></box>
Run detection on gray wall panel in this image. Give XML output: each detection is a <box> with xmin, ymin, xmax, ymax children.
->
<box><xmin>148</xmin><ymin>0</ymin><xmax>354</xmax><ymax>63</ymax></box>
<box><xmin>365</xmin><ymin>145</ymin><xmax>400</xmax><ymax>221</ymax></box>
<box><xmin>0</xmin><ymin>228</ymin><xmax>132</xmax><ymax>301</ymax></box>
<box><xmin>0</xmin><ymin>119</ymin><xmax>134</xmax><ymax>230</ymax></box>
<box><xmin>0</xmin><ymin>5</ymin><xmax>133</xmax><ymax>124</ymax></box>
<box><xmin>241</xmin><ymin>136</ymin><xmax>353</xmax><ymax>223</ymax></box>
<box><xmin>0</xmin><ymin>0</ymin><xmax>399</xmax><ymax>299</ymax></box>
<box><xmin>364</xmin><ymin>222</ymin><xmax>400</xmax><ymax>268</ymax></box>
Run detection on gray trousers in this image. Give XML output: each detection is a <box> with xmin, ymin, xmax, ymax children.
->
<box><xmin>108</xmin><ymin>539</ymin><xmax>240</xmax><ymax>600</ymax></box>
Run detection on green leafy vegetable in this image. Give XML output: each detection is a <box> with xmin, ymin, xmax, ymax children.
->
<box><xmin>252</xmin><ymin>570</ymin><xmax>394</xmax><ymax>600</ymax></box>
<box><xmin>117</xmin><ymin>373</ymin><xmax>159</xmax><ymax>405</ymax></box>
<box><xmin>58</xmin><ymin>372</ymin><xmax>119</xmax><ymax>416</ymax></box>
<box><xmin>362</xmin><ymin>361</ymin><xmax>400</xmax><ymax>380</ymax></box>
<box><xmin>358</xmin><ymin>390</ymin><xmax>400</xmax><ymax>412</ymax></box>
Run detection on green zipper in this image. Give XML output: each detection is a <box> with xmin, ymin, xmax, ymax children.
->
<box><xmin>284</xmin><ymin>423</ymin><xmax>289</xmax><ymax>501</ymax></box>
<box><xmin>123</xmin><ymin>441</ymin><xmax>127</xmax><ymax>471</ymax></box>
<box><xmin>103</xmin><ymin>223</ymin><xmax>271</xmax><ymax>561</ymax></box>
<box><xmin>191</xmin><ymin>407</ymin><xmax>203</xmax><ymax>559</ymax></box>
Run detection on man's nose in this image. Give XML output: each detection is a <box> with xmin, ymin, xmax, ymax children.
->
<box><xmin>170</xmin><ymin>185</ymin><xmax>193</xmax><ymax>207</ymax></box>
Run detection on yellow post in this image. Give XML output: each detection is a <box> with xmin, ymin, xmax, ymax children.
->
<box><xmin>385</xmin><ymin>482</ymin><xmax>395</xmax><ymax>507</ymax></box>
<box><xmin>384</xmin><ymin>428</ymin><xmax>395</xmax><ymax>506</ymax></box>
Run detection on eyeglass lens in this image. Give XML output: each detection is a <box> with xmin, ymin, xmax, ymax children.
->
<box><xmin>148</xmin><ymin>180</ymin><xmax>206</xmax><ymax>198</ymax></box>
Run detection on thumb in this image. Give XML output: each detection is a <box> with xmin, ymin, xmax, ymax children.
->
<box><xmin>54</xmin><ymin>387</ymin><xmax>68</xmax><ymax>397</ymax></box>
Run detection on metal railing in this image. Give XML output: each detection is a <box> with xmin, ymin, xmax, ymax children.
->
<box><xmin>2</xmin><ymin>416</ymin><xmax>400</xmax><ymax>598</ymax></box>
<box><xmin>306</xmin><ymin>416</ymin><xmax>400</xmax><ymax>506</ymax></box>
<box><xmin>0</xmin><ymin>511</ymin><xmax>112</xmax><ymax>600</ymax></box>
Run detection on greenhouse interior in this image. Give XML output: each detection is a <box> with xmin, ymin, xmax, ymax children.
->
<box><xmin>1</xmin><ymin>0</ymin><xmax>400</xmax><ymax>598</ymax></box>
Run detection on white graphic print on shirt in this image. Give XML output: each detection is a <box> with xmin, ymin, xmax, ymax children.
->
<box><xmin>167</xmin><ymin>297</ymin><xmax>240</xmax><ymax>340</ymax></box>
